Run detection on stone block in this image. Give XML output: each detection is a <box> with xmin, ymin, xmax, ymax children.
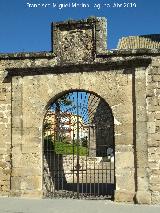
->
<box><xmin>150</xmin><ymin>184</ymin><xmax>160</xmax><ymax>192</ymax></box>
<box><xmin>147</xmin><ymin>122</ymin><xmax>156</xmax><ymax>134</ymax></box>
<box><xmin>148</xmin><ymin>133</ymin><xmax>160</xmax><ymax>142</ymax></box>
<box><xmin>147</xmin><ymin>97</ymin><xmax>158</xmax><ymax>106</ymax></box>
<box><xmin>22</xmin><ymin>145</ymin><xmax>40</xmax><ymax>154</ymax></box>
<box><xmin>116</xmin><ymin>169</ymin><xmax>135</xmax><ymax>191</ymax></box>
<box><xmin>148</xmin><ymin>67</ymin><xmax>160</xmax><ymax>74</ymax></box>
<box><xmin>114</xmin><ymin>190</ymin><xmax>135</xmax><ymax>203</ymax></box>
<box><xmin>11</xmin><ymin>177</ymin><xmax>21</xmax><ymax>190</ymax></box>
<box><xmin>136</xmin><ymin>108</ymin><xmax>147</xmax><ymax>122</ymax></box>
<box><xmin>12</xmin><ymin>128</ymin><xmax>22</xmax><ymax>145</ymax></box>
<box><xmin>12</xmin><ymin>168</ymin><xmax>41</xmax><ymax>176</ymax></box>
<box><xmin>152</xmin><ymin>60</ymin><xmax>160</xmax><ymax>67</ymax></box>
<box><xmin>0</xmin><ymin>161</ymin><xmax>8</xmax><ymax>169</ymax></box>
<box><xmin>156</xmin><ymin>89</ymin><xmax>160</xmax><ymax>96</ymax></box>
<box><xmin>153</xmin><ymin>75</ymin><xmax>160</xmax><ymax>82</ymax></box>
<box><xmin>23</xmin><ymin>128</ymin><xmax>41</xmax><ymax>145</ymax></box>
<box><xmin>115</xmin><ymin>152</ymin><xmax>134</xmax><ymax>169</ymax></box>
<box><xmin>21</xmin><ymin>190</ymin><xmax>43</xmax><ymax>198</ymax></box>
<box><xmin>0</xmin><ymin>86</ymin><xmax>7</xmax><ymax>101</ymax></box>
<box><xmin>115</xmin><ymin>133</ymin><xmax>133</xmax><ymax>145</ymax></box>
<box><xmin>12</xmin><ymin>116</ymin><xmax>22</xmax><ymax>128</ymax></box>
<box><xmin>136</xmin><ymin>152</ymin><xmax>148</xmax><ymax>168</ymax></box>
<box><xmin>147</xmin><ymin>105</ymin><xmax>160</xmax><ymax>112</ymax></box>
<box><xmin>148</xmin><ymin>162</ymin><xmax>159</xmax><ymax>170</ymax></box>
<box><xmin>146</xmin><ymin>89</ymin><xmax>155</xmax><ymax>97</ymax></box>
<box><xmin>21</xmin><ymin>176</ymin><xmax>42</xmax><ymax>190</ymax></box>
<box><xmin>137</xmin><ymin>176</ymin><xmax>149</xmax><ymax>191</ymax></box>
<box><xmin>10</xmin><ymin>190</ymin><xmax>21</xmax><ymax>197</ymax></box>
<box><xmin>115</xmin><ymin>123</ymin><xmax>133</xmax><ymax>134</ymax></box>
<box><xmin>148</xmin><ymin>113</ymin><xmax>155</xmax><ymax>122</ymax></box>
<box><xmin>135</xmin><ymin>191</ymin><xmax>151</xmax><ymax>204</ymax></box>
<box><xmin>151</xmin><ymin>170</ymin><xmax>160</xmax><ymax>176</ymax></box>
<box><xmin>156</xmin><ymin>120</ymin><xmax>160</xmax><ymax>127</ymax></box>
<box><xmin>151</xmin><ymin>192</ymin><xmax>160</xmax><ymax>204</ymax></box>
<box><xmin>12</xmin><ymin>154</ymin><xmax>22</xmax><ymax>167</ymax></box>
<box><xmin>150</xmin><ymin>175</ymin><xmax>160</xmax><ymax>185</ymax></box>
<box><xmin>115</xmin><ymin>145</ymin><xmax>133</xmax><ymax>152</ymax></box>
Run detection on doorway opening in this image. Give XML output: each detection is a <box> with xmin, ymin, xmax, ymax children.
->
<box><xmin>43</xmin><ymin>90</ymin><xmax>115</xmax><ymax>199</ymax></box>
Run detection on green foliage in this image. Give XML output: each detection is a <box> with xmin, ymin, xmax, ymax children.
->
<box><xmin>54</xmin><ymin>142</ymin><xmax>88</xmax><ymax>156</ymax></box>
<box><xmin>44</xmin><ymin>136</ymin><xmax>88</xmax><ymax>156</ymax></box>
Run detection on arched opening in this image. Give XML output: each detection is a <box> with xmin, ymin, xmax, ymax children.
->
<box><xmin>43</xmin><ymin>90</ymin><xmax>115</xmax><ymax>199</ymax></box>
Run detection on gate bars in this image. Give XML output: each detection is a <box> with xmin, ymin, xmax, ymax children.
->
<box><xmin>43</xmin><ymin>91</ymin><xmax>115</xmax><ymax>199</ymax></box>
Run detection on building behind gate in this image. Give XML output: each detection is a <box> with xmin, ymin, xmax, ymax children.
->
<box><xmin>0</xmin><ymin>17</ymin><xmax>160</xmax><ymax>204</ymax></box>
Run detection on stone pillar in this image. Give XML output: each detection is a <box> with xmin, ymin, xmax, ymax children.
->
<box><xmin>0</xmin><ymin>65</ymin><xmax>11</xmax><ymax>197</ymax></box>
<box><xmin>113</xmin><ymin>72</ymin><xmax>136</xmax><ymax>203</ymax></box>
<box><xmin>11</xmin><ymin>76</ymin><xmax>42</xmax><ymax>198</ymax></box>
<box><xmin>135</xmin><ymin>68</ymin><xmax>151</xmax><ymax>204</ymax></box>
<box><xmin>11</xmin><ymin>76</ymin><xmax>23</xmax><ymax>196</ymax></box>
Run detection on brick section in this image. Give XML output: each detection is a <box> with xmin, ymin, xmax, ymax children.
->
<box><xmin>118</xmin><ymin>35</ymin><xmax>160</xmax><ymax>49</ymax></box>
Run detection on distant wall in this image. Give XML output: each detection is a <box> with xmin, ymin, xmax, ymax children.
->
<box><xmin>118</xmin><ymin>35</ymin><xmax>160</xmax><ymax>49</ymax></box>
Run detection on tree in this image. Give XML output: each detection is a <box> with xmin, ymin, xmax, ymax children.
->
<box><xmin>53</xmin><ymin>94</ymin><xmax>72</xmax><ymax>141</ymax></box>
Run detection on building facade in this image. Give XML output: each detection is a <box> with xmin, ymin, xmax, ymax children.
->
<box><xmin>0</xmin><ymin>17</ymin><xmax>160</xmax><ymax>204</ymax></box>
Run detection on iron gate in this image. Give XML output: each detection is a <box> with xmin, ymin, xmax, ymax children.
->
<box><xmin>43</xmin><ymin>91</ymin><xmax>115</xmax><ymax>199</ymax></box>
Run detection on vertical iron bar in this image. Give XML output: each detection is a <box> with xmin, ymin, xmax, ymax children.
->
<box><xmin>105</xmin><ymin>158</ymin><xmax>108</xmax><ymax>197</ymax></box>
<box><xmin>82</xmin><ymin>160</ymin><xmax>84</xmax><ymax>196</ymax></box>
<box><xmin>85</xmin><ymin>140</ymin><xmax>88</xmax><ymax>197</ymax></box>
<box><xmin>72</xmin><ymin>129</ymin><xmax>75</xmax><ymax>197</ymax></box>
<box><xmin>76</xmin><ymin>91</ymin><xmax>80</xmax><ymax>199</ymax></box>
<box><xmin>98</xmin><ymin>164</ymin><xmax>100</xmax><ymax>197</ymax></box>
<box><xmin>90</xmin><ymin>167</ymin><xmax>91</xmax><ymax>198</ymax></box>
<box><xmin>101</xmin><ymin>156</ymin><xmax>104</xmax><ymax>196</ymax></box>
<box><xmin>53</xmin><ymin>129</ymin><xmax>56</xmax><ymax>196</ymax></box>
<box><xmin>94</xmin><ymin>159</ymin><xmax>96</xmax><ymax>197</ymax></box>
<box><xmin>49</xmin><ymin>128</ymin><xmax>52</xmax><ymax>195</ymax></box>
<box><xmin>110</xmin><ymin>155</ymin><xmax>112</xmax><ymax>186</ymax></box>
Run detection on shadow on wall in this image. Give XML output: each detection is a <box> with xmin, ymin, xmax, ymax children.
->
<box><xmin>43</xmin><ymin>141</ymin><xmax>67</xmax><ymax>197</ymax></box>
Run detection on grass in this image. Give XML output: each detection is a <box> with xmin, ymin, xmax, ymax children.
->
<box><xmin>44</xmin><ymin>138</ymin><xmax>88</xmax><ymax>156</ymax></box>
<box><xmin>54</xmin><ymin>142</ymin><xmax>88</xmax><ymax>156</ymax></box>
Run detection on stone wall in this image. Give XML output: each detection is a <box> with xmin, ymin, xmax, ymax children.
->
<box><xmin>0</xmin><ymin>17</ymin><xmax>160</xmax><ymax>204</ymax></box>
<box><xmin>146</xmin><ymin>57</ymin><xmax>160</xmax><ymax>204</ymax></box>
<box><xmin>0</xmin><ymin>62</ymin><xmax>11</xmax><ymax>197</ymax></box>
<box><xmin>8</xmin><ymin>69</ymin><xmax>133</xmax><ymax>199</ymax></box>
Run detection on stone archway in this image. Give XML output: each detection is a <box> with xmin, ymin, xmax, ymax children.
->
<box><xmin>42</xmin><ymin>90</ymin><xmax>115</xmax><ymax>199</ymax></box>
<box><xmin>10</xmin><ymin>70</ymin><xmax>135</xmax><ymax>202</ymax></box>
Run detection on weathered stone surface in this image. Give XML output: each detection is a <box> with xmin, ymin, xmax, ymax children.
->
<box><xmin>151</xmin><ymin>192</ymin><xmax>160</xmax><ymax>204</ymax></box>
<box><xmin>114</xmin><ymin>190</ymin><xmax>135</xmax><ymax>203</ymax></box>
<box><xmin>0</xmin><ymin>17</ymin><xmax>160</xmax><ymax>204</ymax></box>
<box><xmin>136</xmin><ymin>191</ymin><xmax>151</xmax><ymax>204</ymax></box>
<box><xmin>116</xmin><ymin>169</ymin><xmax>135</xmax><ymax>191</ymax></box>
<box><xmin>116</xmin><ymin>152</ymin><xmax>134</xmax><ymax>169</ymax></box>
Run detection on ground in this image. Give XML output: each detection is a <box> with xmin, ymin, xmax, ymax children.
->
<box><xmin>0</xmin><ymin>198</ymin><xmax>160</xmax><ymax>213</ymax></box>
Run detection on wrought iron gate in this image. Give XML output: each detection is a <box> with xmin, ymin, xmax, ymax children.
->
<box><xmin>43</xmin><ymin>91</ymin><xmax>115</xmax><ymax>199</ymax></box>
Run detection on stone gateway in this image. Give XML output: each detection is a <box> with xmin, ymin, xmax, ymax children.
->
<box><xmin>0</xmin><ymin>17</ymin><xmax>160</xmax><ymax>204</ymax></box>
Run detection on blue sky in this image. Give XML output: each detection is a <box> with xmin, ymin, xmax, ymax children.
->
<box><xmin>0</xmin><ymin>0</ymin><xmax>159</xmax><ymax>53</ymax></box>
<box><xmin>50</xmin><ymin>91</ymin><xmax>89</xmax><ymax>124</ymax></box>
